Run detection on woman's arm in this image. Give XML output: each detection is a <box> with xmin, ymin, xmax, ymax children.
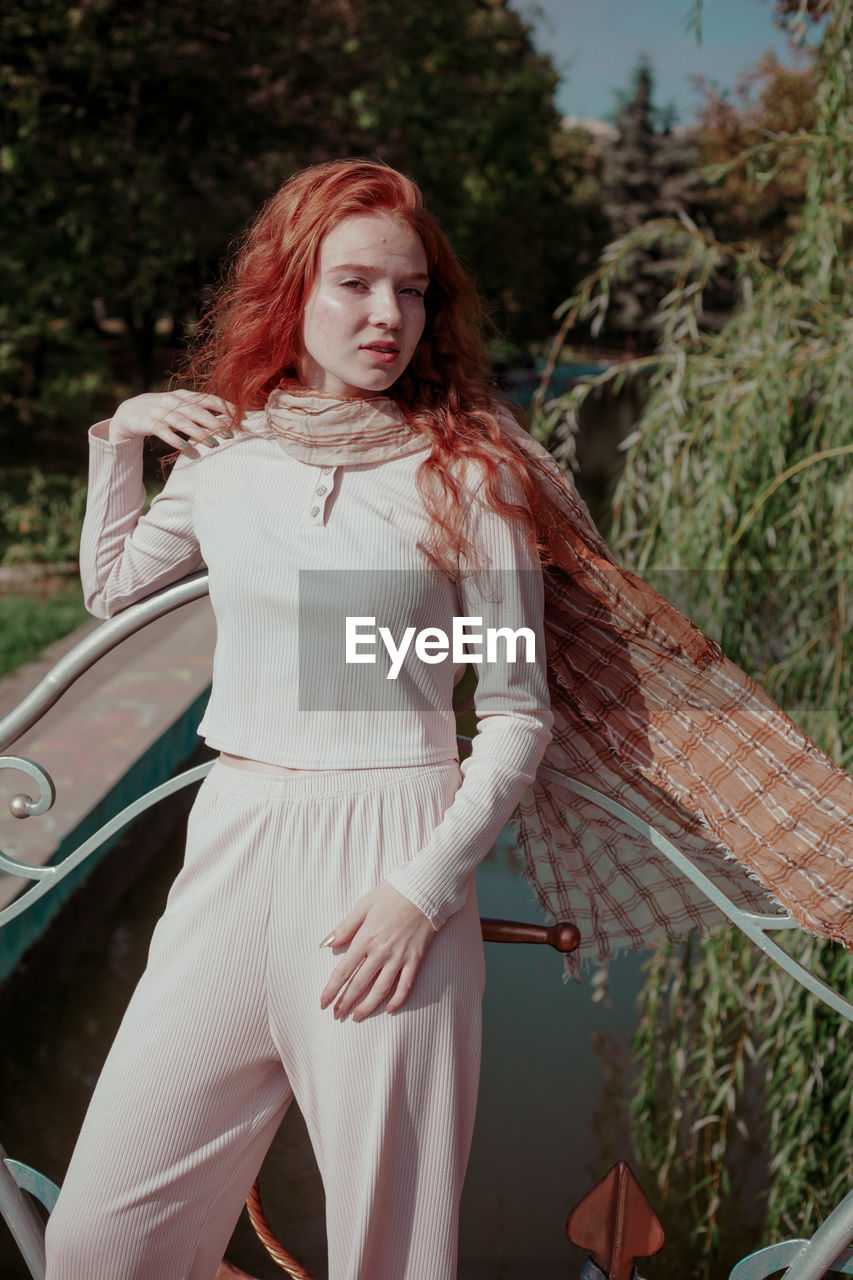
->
<box><xmin>80</xmin><ymin>391</ymin><xmax>232</xmax><ymax>617</ymax></box>
<box><xmin>319</xmin><ymin>461</ymin><xmax>553</xmax><ymax>1019</ymax></box>
<box><xmin>383</xmin><ymin>465</ymin><xmax>553</xmax><ymax>923</ymax></box>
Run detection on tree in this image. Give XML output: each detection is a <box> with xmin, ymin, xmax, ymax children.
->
<box><xmin>535</xmin><ymin>0</ymin><xmax>853</xmax><ymax>1269</ymax></box>
<box><xmin>328</xmin><ymin>0</ymin><xmax>605</xmax><ymax>342</ymax></box>
<box><xmin>598</xmin><ymin>59</ymin><xmax>703</xmax><ymax>347</ymax></box>
<box><xmin>1</xmin><ymin>0</ymin><xmax>601</xmax><ymax>459</ymax></box>
<box><xmin>1</xmin><ymin>0</ymin><xmax>345</xmax><ymax>408</ymax></box>
<box><xmin>695</xmin><ymin>50</ymin><xmax>818</xmax><ymax>258</ymax></box>
<box><xmin>772</xmin><ymin>0</ymin><xmax>831</xmax><ymax>20</ymax></box>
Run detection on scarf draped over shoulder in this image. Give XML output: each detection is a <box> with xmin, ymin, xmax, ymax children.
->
<box><xmin>266</xmin><ymin>388</ymin><xmax>853</xmax><ymax>966</ymax></box>
<box><xmin>497</xmin><ymin>412</ymin><xmax>853</xmax><ymax>967</ymax></box>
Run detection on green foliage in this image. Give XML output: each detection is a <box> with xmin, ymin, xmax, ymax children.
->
<box><xmin>630</xmin><ymin>932</ymin><xmax>768</xmax><ymax>1273</ymax></box>
<box><xmin>1</xmin><ymin>0</ymin><xmax>336</xmax><ymax>405</ymax></box>
<box><xmin>760</xmin><ymin>936</ymin><xmax>852</xmax><ymax>1236</ymax></box>
<box><xmin>0</xmin><ymin>317</ymin><xmax>112</xmax><ymax>445</ymax></box>
<box><xmin>330</xmin><ymin>0</ymin><xmax>604</xmax><ymax>337</ymax></box>
<box><xmin>0</xmin><ymin>470</ymin><xmax>87</xmax><ymax>565</ymax></box>
<box><xmin>632</xmin><ymin>932</ymin><xmax>851</xmax><ymax>1276</ymax></box>
<box><xmin>600</xmin><ymin>60</ymin><xmax>698</xmax><ymax>345</ymax></box>
<box><xmin>0</xmin><ymin>588</ymin><xmax>90</xmax><ymax>678</ymax></box>
<box><xmin>1</xmin><ymin>0</ymin><xmax>604</xmax><ymax>452</ymax></box>
<box><xmin>535</xmin><ymin>0</ymin><xmax>853</xmax><ymax>1268</ymax></box>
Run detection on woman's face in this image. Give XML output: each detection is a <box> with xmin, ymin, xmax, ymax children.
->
<box><xmin>299</xmin><ymin>211</ymin><xmax>429</xmax><ymax>398</ymax></box>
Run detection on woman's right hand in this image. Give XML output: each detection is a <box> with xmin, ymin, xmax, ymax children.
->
<box><xmin>108</xmin><ymin>390</ymin><xmax>238</xmax><ymax>451</ymax></box>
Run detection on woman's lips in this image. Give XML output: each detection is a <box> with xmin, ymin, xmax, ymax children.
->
<box><xmin>361</xmin><ymin>344</ymin><xmax>400</xmax><ymax>364</ymax></box>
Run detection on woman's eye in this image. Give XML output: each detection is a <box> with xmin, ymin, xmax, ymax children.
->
<box><xmin>338</xmin><ymin>279</ymin><xmax>425</xmax><ymax>298</ymax></box>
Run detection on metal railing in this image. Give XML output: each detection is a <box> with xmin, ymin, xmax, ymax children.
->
<box><xmin>1</xmin><ymin>571</ymin><xmax>851</xmax><ymax>1280</ymax></box>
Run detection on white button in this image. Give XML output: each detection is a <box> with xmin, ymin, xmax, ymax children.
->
<box><xmin>321</xmin><ymin>466</ymin><xmax>332</xmax><ymax>475</ymax></box>
<box><xmin>316</xmin><ymin>485</ymin><xmax>327</xmax><ymax>496</ymax></box>
<box><xmin>310</xmin><ymin>506</ymin><xmax>319</xmax><ymax>517</ymax></box>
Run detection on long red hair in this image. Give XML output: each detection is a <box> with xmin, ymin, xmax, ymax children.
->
<box><xmin>178</xmin><ymin>157</ymin><xmax>551</xmax><ymax>573</ymax></box>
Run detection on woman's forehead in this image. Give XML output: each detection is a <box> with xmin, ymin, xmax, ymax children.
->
<box><xmin>319</xmin><ymin>212</ymin><xmax>427</xmax><ymax>272</ymax></box>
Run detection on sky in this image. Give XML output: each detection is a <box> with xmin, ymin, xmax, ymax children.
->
<box><xmin>509</xmin><ymin>0</ymin><xmax>814</xmax><ymax>125</ymax></box>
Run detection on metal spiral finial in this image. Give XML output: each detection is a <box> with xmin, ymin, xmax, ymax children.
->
<box><xmin>0</xmin><ymin>756</ymin><xmax>56</xmax><ymax>821</ymax></box>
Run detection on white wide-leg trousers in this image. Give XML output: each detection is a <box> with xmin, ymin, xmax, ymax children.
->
<box><xmin>45</xmin><ymin>759</ymin><xmax>486</xmax><ymax>1280</ymax></box>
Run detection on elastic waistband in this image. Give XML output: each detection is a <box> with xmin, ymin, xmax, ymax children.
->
<box><xmin>207</xmin><ymin>757</ymin><xmax>461</xmax><ymax>802</ymax></box>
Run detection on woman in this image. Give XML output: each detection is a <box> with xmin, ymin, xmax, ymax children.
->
<box><xmin>45</xmin><ymin>158</ymin><xmax>556</xmax><ymax>1279</ymax></box>
<box><xmin>44</xmin><ymin>153</ymin><xmax>853</xmax><ymax>1280</ymax></box>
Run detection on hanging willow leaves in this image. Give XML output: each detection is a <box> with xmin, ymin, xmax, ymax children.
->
<box><xmin>533</xmin><ymin>0</ymin><xmax>852</xmax><ymax>1272</ymax></box>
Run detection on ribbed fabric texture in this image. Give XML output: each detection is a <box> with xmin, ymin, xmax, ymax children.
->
<box><xmin>79</xmin><ymin>415</ymin><xmax>553</xmax><ymax>929</ymax></box>
<box><xmin>45</xmin><ymin>761</ymin><xmax>486</xmax><ymax>1280</ymax></box>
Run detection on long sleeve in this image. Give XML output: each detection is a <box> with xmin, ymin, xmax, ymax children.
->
<box><xmin>384</xmin><ymin>465</ymin><xmax>554</xmax><ymax>929</ymax></box>
<box><xmin>79</xmin><ymin>421</ymin><xmax>204</xmax><ymax>618</ymax></box>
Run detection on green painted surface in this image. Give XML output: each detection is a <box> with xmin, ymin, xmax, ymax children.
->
<box><xmin>0</xmin><ymin>685</ymin><xmax>211</xmax><ymax>983</ymax></box>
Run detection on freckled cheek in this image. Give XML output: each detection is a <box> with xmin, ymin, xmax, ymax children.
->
<box><xmin>304</xmin><ymin>301</ymin><xmax>351</xmax><ymax>355</ymax></box>
<box><xmin>323</xmin><ymin>291</ymin><xmax>363</xmax><ymax>328</ymax></box>
<box><xmin>317</xmin><ymin>293</ymin><xmax>351</xmax><ymax>319</ymax></box>
<box><xmin>313</xmin><ymin>296</ymin><xmax>362</xmax><ymax>345</ymax></box>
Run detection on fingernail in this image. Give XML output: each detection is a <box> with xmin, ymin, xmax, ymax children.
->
<box><xmin>319</xmin><ymin>933</ymin><xmax>336</xmax><ymax>947</ymax></box>
<box><xmin>220</xmin><ymin>429</ymin><xmax>234</xmax><ymax>438</ymax></box>
<box><xmin>177</xmin><ymin>441</ymin><xmax>191</xmax><ymax>451</ymax></box>
<box><xmin>204</xmin><ymin>436</ymin><xmax>219</xmax><ymax>447</ymax></box>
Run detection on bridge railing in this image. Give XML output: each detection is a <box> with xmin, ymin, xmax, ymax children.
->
<box><xmin>1</xmin><ymin>571</ymin><xmax>850</xmax><ymax>1280</ymax></box>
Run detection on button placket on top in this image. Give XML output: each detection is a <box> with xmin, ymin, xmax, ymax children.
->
<box><xmin>305</xmin><ymin>464</ymin><xmax>336</xmax><ymax>525</ymax></box>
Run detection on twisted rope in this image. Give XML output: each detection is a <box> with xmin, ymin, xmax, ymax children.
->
<box><xmin>246</xmin><ymin>1178</ymin><xmax>316</xmax><ymax>1279</ymax></box>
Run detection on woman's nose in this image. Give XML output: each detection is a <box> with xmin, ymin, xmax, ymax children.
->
<box><xmin>369</xmin><ymin>287</ymin><xmax>402</xmax><ymax>327</ymax></box>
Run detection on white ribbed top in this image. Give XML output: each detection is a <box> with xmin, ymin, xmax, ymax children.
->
<box><xmin>79</xmin><ymin>409</ymin><xmax>553</xmax><ymax>927</ymax></box>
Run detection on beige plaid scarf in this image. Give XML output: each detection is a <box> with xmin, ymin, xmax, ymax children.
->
<box><xmin>267</xmin><ymin>389</ymin><xmax>853</xmax><ymax>965</ymax></box>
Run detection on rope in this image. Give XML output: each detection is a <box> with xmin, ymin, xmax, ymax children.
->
<box><xmin>246</xmin><ymin>1178</ymin><xmax>317</xmax><ymax>1279</ymax></box>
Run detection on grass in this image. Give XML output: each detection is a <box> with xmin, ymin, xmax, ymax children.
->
<box><xmin>0</xmin><ymin>585</ymin><xmax>91</xmax><ymax>679</ymax></box>
<box><xmin>0</xmin><ymin>465</ymin><xmax>166</xmax><ymax>683</ymax></box>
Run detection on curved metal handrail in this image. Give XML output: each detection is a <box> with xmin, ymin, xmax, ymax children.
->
<box><xmin>0</xmin><ymin>570</ymin><xmax>211</xmax><ymax>863</ymax></box>
<box><xmin>1</xmin><ymin>570</ymin><xmax>850</xmax><ymax>1023</ymax></box>
<box><xmin>1</xmin><ymin>571</ymin><xmax>851</xmax><ymax>1280</ymax></box>
<box><xmin>729</xmin><ymin>1186</ymin><xmax>853</xmax><ymax>1280</ymax></box>
<box><xmin>0</xmin><ymin>760</ymin><xmax>214</xmax><ymax>920</ymax></box>
<box><xmin>0</xmin><ymin>570</ymin><xmax>210</xmax><ymax>752</ymax></box>
<box><xmin>0</xmin><ymin>1142</ymin><xmax>54</xmax><ymax>1278</ymax></box>
<box><xmin>535</xmin><ymin>769</ymin><xmax>853</xmax><ymax>1024</ymax></box>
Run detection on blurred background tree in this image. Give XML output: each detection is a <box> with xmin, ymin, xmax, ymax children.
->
<box><xmin>536</xmin><ymin>3</ymin><xmax>821</xmax><ymax>513</ymax></box>
<box><xmin>695</xmin><ymin>49</ymin><xmax>818</xmax><ymax>256</ymax></box>
<box><xmin>534</xmin><ymin>0</ymin><xmax>852</xmax><ymax>1272</ymax></box>
<box><xmin>0</xmin><ymin>0</ymin><xmax>606</xmax><ymax>463</ymax></box>
<box><xmin>599</xmin><ymin>58</ymin><xmax>702</xmax><ymax>347</ymax></box>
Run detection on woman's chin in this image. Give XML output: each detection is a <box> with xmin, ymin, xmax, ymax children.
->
<box><xmin>333</xmin><ymin>370</ymin><xmax>401</xmax><ymax>398</ymax></box>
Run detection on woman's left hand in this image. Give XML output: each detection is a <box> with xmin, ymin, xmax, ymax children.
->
<box><xmin>319</xmin><ymin>882</ymin><xmax>436</xmax><ymax>1021</ymax></box>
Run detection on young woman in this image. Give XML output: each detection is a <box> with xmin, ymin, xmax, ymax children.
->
<box><xmin>45</xmin><ymin>158</ymin><xmax>556</xmax><ymax>1279</ymax></box>
<box><xmin>44</xmin><ymin>153</ymin><xmax>853</xmax><ymax>1280</ymax></box>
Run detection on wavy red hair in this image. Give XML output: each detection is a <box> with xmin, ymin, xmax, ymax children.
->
<box><xmin>177</xmin><ymin>157</ymin><xmax>552</xmax><ymax>573</ymax></box>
